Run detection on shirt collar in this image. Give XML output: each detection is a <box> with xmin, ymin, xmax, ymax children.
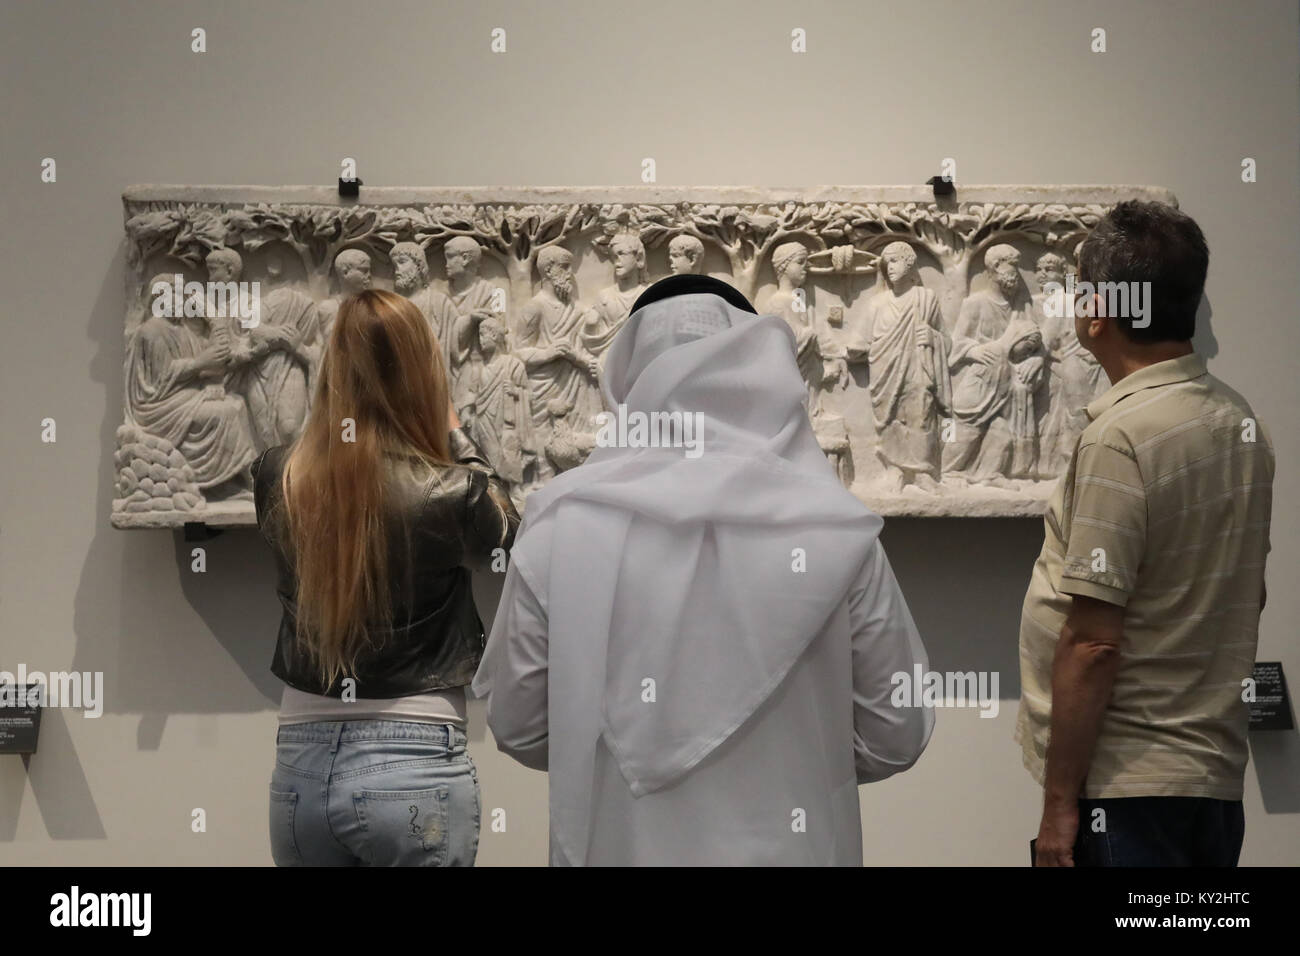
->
<box><xmin>1085</xmin><ymin>352</ymin><xmax>1207</xmax><ymax>421</ymax></box>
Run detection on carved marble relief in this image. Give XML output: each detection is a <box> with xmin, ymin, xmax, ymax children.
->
<box><xmin>114</xmin><ymin>184</ymin><xmax>1176</xmax><ymax>527</ymax></box>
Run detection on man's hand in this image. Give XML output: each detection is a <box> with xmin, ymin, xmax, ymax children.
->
<box><xmin>1035</xmin><ymin>797</ymin><xmax>1079</xmax><ymax>867</ymax></box>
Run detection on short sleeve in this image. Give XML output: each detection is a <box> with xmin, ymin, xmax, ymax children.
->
<box><xmin>1059</xmin><ymin>439</ymin><xmax>1147</xmax><ymax>607</ymax></box>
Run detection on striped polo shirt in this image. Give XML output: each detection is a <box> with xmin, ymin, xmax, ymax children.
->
<box><xmin>1016</xmin><ymin>351</ymin><xmax>1274</xmax><ymax>800</ymax></box>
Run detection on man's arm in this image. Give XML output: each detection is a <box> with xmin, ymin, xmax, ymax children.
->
<box><xmin>1036</xmin><ymin>437</ymin><xmax>1146</xmax><ymax>867</ymax></box>
<box><xmin>1036</xmin><ymin>595</ymin><xmax>1124</xmax><ymax>867</ymax></box>
<box><xmin>849</xmin><ymin>540</ymin><xmax>935</xmax><ymax>783</ymax></box>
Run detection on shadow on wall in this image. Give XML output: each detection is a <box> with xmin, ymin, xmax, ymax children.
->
<box><xmin>1193</xmin><ymin>297</ymin><xmax>1218</xmax><ymax>360</ymax></box>
<box><xmin>880</xmin><ymin>517</ymin><xmax>1040</xmax><ymax>701</ymax></box>
<box><xmin>71</xmin><ymin>244</ymin><xmax>282</xmax><ymax>750</ymax></box>
<box><xmin>0</xmin><ymin>710</ymin><xmax>107</xmax><ymax>842</ymax></box>
<box><xmin>1250</xmin><ymin>733</ymin><xmax>1300</xmax><ymax>814</ymax></box>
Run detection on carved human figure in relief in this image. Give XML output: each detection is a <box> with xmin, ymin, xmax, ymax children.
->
<box><xmin>1032</xmin><ymin>251</ymin><xmax>1108</xmax><ymax>476</ymax></box>
<box><xmin>444</xmin><ymin>236</ymin><xmax>502</xmax><ymax>426</ymax></box>
<box><xmin>470</xmin><ymin>315</ymin><xmax>533</xmax><ymax>501</ymax></box>
<box><xmin>317</xmin><ymin>248</ymin><xmax>372</xmax><ymax>343</ymax></box>
<box><xmin>543</xmin><ymin>396</ymin><xmax>596</xmax><ymax>476</ymax></box>
<box><xmin>390</xmin><ymin>241</ymin><xmax>470</xmax><ymax>416</ymax></box>
<box><xmin>581</xmin><ymin>234</ymin><xmax>649</xmax><ymax>360</ymax></box>
<box><xmin>219</xmin><ymin>251</ymin><xmax>320</xmax><ymax>448</ymax></box>
<box><xmin>668</xmin><ymin>234</ymin><xmax>706</xmax><ymax>275</ymax></box>
<box><xmin>762</xmin><ymin>241</ymin><xmax>847</xmax><ymax>417</ymax></box>
<box><xmin>126</xmin><ymin>273</ymin><xmax>258</xmax><ymax>497</ymax></box>
<box><xmin>943</xmin><ymin>244</ymin><xmax>1047</xmax><ymax>485</ymax></box>
<box><xmin>846</xmin><ymin>241</ymin><xmax>951</xmax><ymax>494</ymax></box>
<box><xmin>516</xmin><ymin>247</ymin><xmax>602</xmax><ymax>482</ymax></box>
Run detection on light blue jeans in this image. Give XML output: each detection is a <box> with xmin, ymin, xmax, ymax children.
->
<box><xmin>269</xmin><ymin>720</ymin><xmax>480</xmax><ymax>866</ymax></box>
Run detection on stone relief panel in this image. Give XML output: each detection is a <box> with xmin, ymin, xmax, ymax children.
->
<box><xmin>114</xmin><ymin>184</ymin><xmax>1176</xmax><ymax>527</ymax></box>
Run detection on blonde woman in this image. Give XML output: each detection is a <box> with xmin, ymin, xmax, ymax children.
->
<box><xmin>253</xmin><ymin>288</ymin><xmax>518</xmax><ymax>866</ymax></box>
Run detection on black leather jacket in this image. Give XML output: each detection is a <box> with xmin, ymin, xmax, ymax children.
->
<box><xmin>251</xmin><ymin>428</ymin><xmax>520</xmax><ymax>698</ymax></box>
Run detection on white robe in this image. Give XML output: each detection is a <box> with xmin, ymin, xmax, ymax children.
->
<box><xmin>473</xmin><ymin>292</ymin><xmax>933</xmax><ymax>865</ymax></box>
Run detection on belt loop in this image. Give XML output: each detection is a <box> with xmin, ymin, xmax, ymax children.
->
<box><xmin>329</xmin><ymin>720</ymin><xmax>345</xmax><ymax>755</ymax></box>
<box><xmin>446</xmin><ymin>722</ymin><xmax>458</xmax><ymax>753</ymax></box>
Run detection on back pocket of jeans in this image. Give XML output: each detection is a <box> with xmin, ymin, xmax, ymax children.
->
<box><xmin>269</xmin><ymin>788</ymin><xmax>302</xmax><ymax>866</ymax></box>
<box><xmin>353</xmin><ymin>787</ymin><xmax>449</xmax><ymax>865</ymax></box>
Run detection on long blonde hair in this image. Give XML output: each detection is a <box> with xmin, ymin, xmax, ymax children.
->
<box><xmin>274</xmin><ymin>288</ymin><xmax>454</xmax><ymax>688</ymax></box>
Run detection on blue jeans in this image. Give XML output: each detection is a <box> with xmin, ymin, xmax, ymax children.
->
<box><xmin>1073</xmin><ymin>796</ymin><xmax>1245</xmax><ymax>866</ymax></box>
<box><xmin>270</xmin><ymin>720</ymin><xmax>480</xmax><ymax>866</ymax></box>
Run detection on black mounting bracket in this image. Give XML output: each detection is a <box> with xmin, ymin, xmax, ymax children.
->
<box><xmin>926</xmin><ymin>174</ymin><xmax>956</xmax><ymax>200</ymax></box>
<box><xmin>183</xmin><ymin>522</ymin><xmax>224</xmax><ymax>542</ymax></box>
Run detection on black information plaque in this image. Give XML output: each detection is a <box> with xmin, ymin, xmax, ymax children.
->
<box><xmin>0</xmin><ymin>683</ymin><xmax>43</xmax><ymax>754</ymax></box>
<box><xmin>1248</xmin><ymin>661</ymin><xmax>1294</xmax><ymax>731</ymax></box>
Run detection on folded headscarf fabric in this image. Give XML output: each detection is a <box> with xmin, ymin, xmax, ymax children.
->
<box><xmin>476</xmin><ymin>284</ymin><xmax>883</xmax><ymax>864</ymax></box>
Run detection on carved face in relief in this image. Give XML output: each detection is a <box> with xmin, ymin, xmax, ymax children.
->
<box><xmin>668</xmin><ymin>236</ymin><xmax>704</xmax><ymax>275</ymax></box>
<box><xmin>1034</xmin><ymin>253</ymin><xmax>1066</xmax><ymax>291</ymax></box>
<box><xmin>389</xmin><ymin>243</ymin><xmax>428</xmax><ymax>295</ymax></box>
<box><xmin>538</xmin><ymin>248</ymin><xmax>575</xmax><ymax>302</ymax></box>
<box><xmin>773</xmin><ymin>242</ymin><xmax>809</xmax><ymax>287</ymax></box>
<box><xmin>611</xmin><ymin>236</ymin><xmax>645</xmax><ymax>281</ymax></box>
<box><xmin>984</xmin><ymin>245</ymin><xmax>1022</xmax><ymax>297</ymax></box>
<box><xmin>205</xmin><ymin>249</ymin><xmax>242</xmax><ymax>283</ymax></box>
<box><xmin>1009</xmin><ymin>329</ymin><xmax>1044</xmax><ymax>363</ymax></box>
<box><xmin>479</xmin><ymin>316</ymin><xmax>507</xmax><ymax>355</ymax></box>
<box><xmin>147</xmin><ymin>273</ymin><xmax>182</xmax><ymax>323</ymax></box>
<box><xmin>334</xmin><ymin>250</ymin><xmax>372</xmax><ymax>294</ymax></box>
<box><xmin>881</xmin><ymin>241</ymin><xmax>918</xmax><ymax>288</ymax></box>
<box><xmin>550</xmin><ymin>264</ymin><xmax>575</xmax><ymax>301</ymax></box>
<box><xmin>444</xmin><ymin>237</ymin><xmax>481</xmax><ymax>280</ymax></box>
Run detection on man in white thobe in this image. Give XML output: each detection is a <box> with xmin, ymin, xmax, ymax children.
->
<box><xmin>473</xmin><ymin>274</ymin><xmax>934</xmax><ymax>866</ymax></box>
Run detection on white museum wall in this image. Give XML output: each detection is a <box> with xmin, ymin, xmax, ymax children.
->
<box><xmin>1</xmin><ymin>0</ymin><xmax>1296</xmax><ymax>866</ymax></box>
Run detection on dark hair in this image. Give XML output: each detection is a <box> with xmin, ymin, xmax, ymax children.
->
<box><xmin>630</xmin><ymin>273</ymin><xmax>757</xmax><ymax>316</ymax></box>
<box><xmin>1076</xmin><ymin>200</ymin><xmax>1207</xmax><ymax>344</ymax></box>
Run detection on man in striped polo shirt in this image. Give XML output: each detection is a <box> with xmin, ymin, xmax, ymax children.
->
<box><xmin>1017</xmin><ymin>200</ymin><xmax>1274</xmax><ymax>867</ymax></box>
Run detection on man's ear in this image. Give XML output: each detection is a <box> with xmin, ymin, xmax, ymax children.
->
<box><xmin>1086</xmin><ymin>308</ymin><xmax>1107</xmax><ymax>343</ymax></box>
<box><xmin>1091</xmin><ymin>291</ymin><xmax>1108</xmax><ymax>321</ymax></box>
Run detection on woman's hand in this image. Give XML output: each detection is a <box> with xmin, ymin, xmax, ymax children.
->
<box><xmin>448</xmin><ymin>404</ymin><xmax>461</xmax><ymax>430</ymax></box>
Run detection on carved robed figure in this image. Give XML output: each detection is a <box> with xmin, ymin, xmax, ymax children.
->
<box><xmin>125</xmin><ymin>274</ymin><xmax>258</xmax><ymax>494</ymax></box>
<box><xmin>943</xmin><ymin>244</ymin><xmax>1047</xmax><ymax>484</ymax></box>
<box><xmin>847</xmin><ymin>241</ymin><xmax>951</xmax><ymax>492</ymax></box>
